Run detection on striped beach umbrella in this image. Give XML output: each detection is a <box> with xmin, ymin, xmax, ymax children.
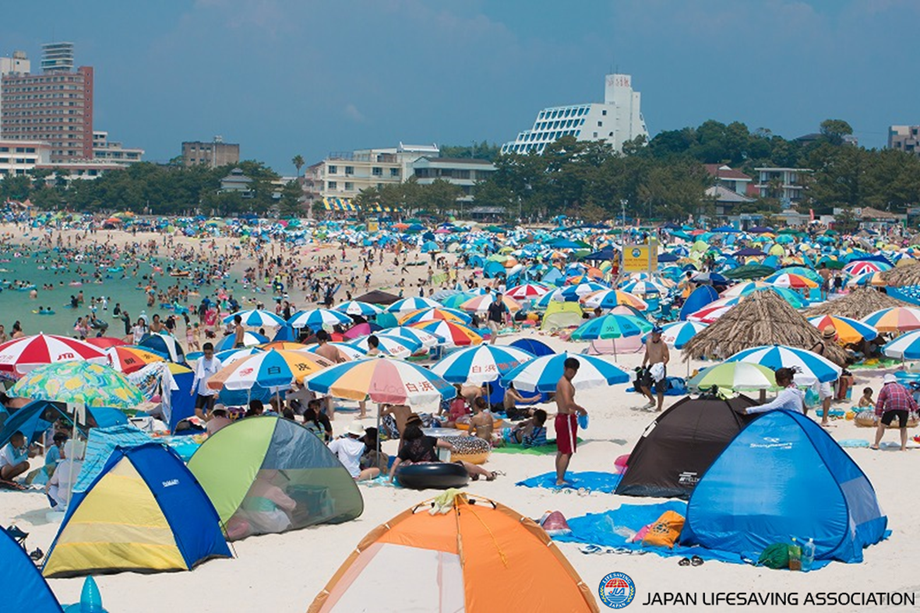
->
<box><xmin>882</xmin><ymin>330</ymin><xmax>920</xmax><ymax>360</ymax></box>
<box><xmin>764</xmin><ymin>272</ymin><xmax>818</xmax><ymax>289</ymax></box>
<box><xmin>287</xmin><ymin>308</ymin><xmax>353</xmax><ymax>330</ymax></box>
<box><xmin>655</xmin><ymin>321</ymin><xmax>708</xmax><ymax>349</ymax></box>
<box><xmin>501</xmin><ymin>352</ymin><xmax>630</xmax><ymax>393</ymax></box>
<box><xmin>618</xmin><ymin>279</ymin><xmax>667</xmax><ymax>295</ymax></box>
<box><xmin>861</xmin><ymin>307</ymin><xmax>920</xmax><ymax>333</ymax></box>
<box><xmin>303</xmin><ymin>358</ymin><xmax>456</xmax><ymax>405</ymax></box>
<box><xmin>688</xmin><ymin>362</ymin><xmax>778</xmax><ymax>392</ymax></box>
<box><xmin>385</xmin><ymin>297</ymin><xmax>442</xmax><ymax>314</ymax></box>
<box><xmin>807</xmin><ymin>315</ymin><xmax>878</xmax><ymax>345</ymax></box>
<box><xmin>0</xmin><ymin>333</ymin><xmax>107</xmax><ymax>374</ymax></box>
<box><xmin>139</xmin><ymin>333</ymin><xmax>187</xmax><ymax>362</ymax></box>
<box><xmin>302</xmin><ymin>342</ymin><xmax>367</xmax><ymax>361</ymax></box>
<box><xmin>104</xmin><ymin>345</ymin><xmax>168</xmax><ymax>374</ymax></box>
<box><xmin>460</xmin><ymin>293</ymin><xmax>522</xmax><ymax>313</ymax></box>
<box><xmin>385</xmin><ymin>326</ymin><xmax>444</xmax><ymax>349</ymax></box>
<box><xmin>570</xmin><ymin>315</ymin><xmax>652</xmax><ymax>341</ymax></box>
<box><xmin>398</xmin><ymin>307</ymin><xmax>473</xmax><ymax>325</ymax></box>
<box><xmin>553</xmin><ymin>282</ymin><xmax>610</xmax><ymax>301</ymax></box>
<box><xmin>725</xmin><ymin>344</ymin><xmax>842</xmax><ymax>385</ymax></box>
<box><xmin>843</xmin><ymin>261</ymin><xmax>891</xmax><ymax>276</ymax></box>
<box><xmin>334</xmin><ymin>300</ymin><xmax>384</xmax><ymax>317</ymax></box>
<box><xmin>213</xmin><ymin>331</ymin><xmax>269</xmax><ymax>352</ymax></box>
<box><xmin>222</xmin><ymin>309</ymin><xmax>287</xmax><ymax>327</ymax></box>
<box><xmin>207</xmin><ymin>349</ymin><xmax>332</xmax><ymax>392</ymax></box>
<box><xmin>505</xmin><ymin>283</ymin><xmax>552</xmax><ymax>300</ymax></box>
<box><xmin>686</xmin><ymin>297</ymin><xmax>739</xmax><ymax>324</ymax></box>
<box><xmin>846</xmin><ymin>272</ymin><xmax>886</xmax><ymax>288</ymax></box>
<box><xmin>348</xmin><ymin>334</ymin><xmax>422</xmax><ymax>358</ymax></box>
<box><xmin>410</xmin><ymin>321</ymin><xmax>483</xmax><ymax>347</ymax></box>
<box><xmin>581</xmin><ymin>289</ymin><xmax>648</xmax><ymax>311</ymax></box>
<box><xmin>430</xmin><ymin>345</ymin><xmax>535</xmax><ymax>385</ymax></box>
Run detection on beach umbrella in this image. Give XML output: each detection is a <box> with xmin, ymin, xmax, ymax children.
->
<box><xmin>618</xmin><ymin>279</ymin><xmax>666</xmax><ymax>295</ymax></box>
<box><xmin>287</xmin><ymin>308</ymin><xmax>353</xmax><ymax>329</ymax></box>
<box><xmin>881</xmin><ymin>330</ymin><xmax>920</xmax><ymax>360</ymax></box>
<box><xmin>410</xmin><ymin>321</ymin><xmax>483</xmax><ymax>347</ymax></box>
<box><xmin>186</xmin><ymin>346</ymin><xmax>266</xmax><ymax>366</ymax></box>
<box><xmin>570</xmin><ymin>315</ymin><xmax>652</xmax><ymax>341</ymax></box>
<box><xmin>861</xmin><ymin>307</ymin><xmax>920</xmax><ymax>333</ymax></box>
<box><xmin>459</xmin><ymin>293</ymin><xmax>522</xmax><ymax>313</ymax></box>
<box><xmin>260</xmin><ymin>341</ymin><xmax>307</xmax><ymax>351</ymax></box>
<box><xmin>222</xmin><ymin>309</ymin><xmax>287</xmax><ymax>327</ymax></box>
<box><xmin>724</xmin><ymin>344</ymin><xmax>842</xmax><ymax>385</ymax></box>
<box><xmin>303</xmin><ymin>358</ymin><xmax>456</xmax><ymax>405</ymax></box>
<box><xmin>399</xmin><ymin>307</ymin><xmax>473</xmax><ymax>325</ymax></box>
<box><xmin>84</xmin><ymin>337</ymin><xmax>128</xmax><ymax>349</ymax></box>
<box><xmin>385</xmin><ymin>326</ymin><xmax>444</xmax><ymax>349</ymax></box>
<box><xmin>553</xmin><ymin>282</ymin><xmax>610</xmax><ymax>301</ymax></box>
<box><xmin>348</xmin><ymin>334</ymin><xmax>422</xmax><ymax>358</ymax></box>
<box><xmin>843</xmin><ymin>261</ymin><xmax>891</xmax><ymax>276</ymax></box>
<box><xmin>688</xmin><ymin>362</ymin><xmax>778</xmax><ymax>392</ymax></box>
<box><xmin>654</xmin><ymin>321</ymin><xmax>708</xmax><ymax>349</ymax></box>
<box><xmin>686</xmin><ymin>297</ymin><xmax>739</xmax><ymax>324</ymax></box>
<box><xmin>505</xmin><ymin>283</ymin><xmax>551</xmax><ymax>300</ymax></box>
<box><xmin>581</xmin><ymin>289</ymin><xmax>648</xmax><ymax>311</ymax></box>
<box><xmin>501</xmin><ymin>352</ymin><xmax>629</xmax><ymax>392</ymax></box>
<box><xmin>104</xmin><ymin>345</ymin><xmax>167</xmax><ymax>374</ymax></box>
<box><xmin>334</xmin><ymin>300</ymin><xmax>384</xmax><ymax>317</ymax></box>
<box><xmin>0</xmin><ymin>334</ymin><xmax>107</xmax><ymax>375</ymax></box>
<box><xmin>807</xmin><ymin>315</ymin><xmax>878</xmax><ymax>345</ymax></box>
<box><xmin>765</xmin><ymin>272</ymin><xmax>818</xmax><ymax>289</ymax></box>
<box><xmin>138</xmin><ymin>333</ymin><xmax>186</xmax><ymax>362</ymax></box>
<box><xmin>11</xmin><ymin>361</ymin><xmax>144</xmax><ymax>409</ymax></box>
<box><xmin>303</xmin><ymin>342</ymin><xmax>367</xmax><ymax>361</ymax></box>
<box><xmin>207</xmin><ymin>349</ymin><xmax>332</xmax><ymax>392</ymax></box>
<box><xmin>430</xmin><ymin>345</ymin><xmax>535</xmax><ymax>385</ymax></box>
<box><xmin>846</xmin><ymin>271</ymin><xmax>886</xmax><ymax>287</ymax></box>
<box><xmin>213</xmin><ymin>331</ymin><xmax>269</xmax><ymax>352</ymax></box>
<box><xmin>385</xmin><ymin>297</ymin><xmax>442</xmax><ymax>314</ymax></box>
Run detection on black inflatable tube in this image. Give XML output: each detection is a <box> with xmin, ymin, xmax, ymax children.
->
<box><xmin>396</xmin><ymin>462</ymin><xmax>469</xmax><ymax>490</ymax></box>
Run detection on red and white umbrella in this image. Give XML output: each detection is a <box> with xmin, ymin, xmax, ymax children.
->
<box><xmin>0</xmin><ymin>334</ymin><xmax>108</xmax><ymax>374</ymax></box>
<box><xmin>505</xmin><ymin>283</ymin><xmax>552</xmax><ymax>300</ymax></box>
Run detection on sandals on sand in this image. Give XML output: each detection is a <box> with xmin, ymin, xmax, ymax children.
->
<box><xmin>679</xmin><ymin>555</ymin><xmax>704</xmax><ymax>566</ymax></box>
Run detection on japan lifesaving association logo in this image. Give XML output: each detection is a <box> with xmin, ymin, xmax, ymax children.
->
<box><xmin>598</xmin><ymin>572</ymin><xmax>635</xmax><ymax>609</ymax></box>
<box><xmin>631</xmin><ymin>248</ymin><xmax>642</xmax><ymax>258</ymax></box>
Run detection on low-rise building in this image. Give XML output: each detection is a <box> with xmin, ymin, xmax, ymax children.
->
<box><xmin>411</xmin><ymin>157</ymin><xmax>496</xmax><ymax>202</ymax></box>
<box><xmin>889</xmin><ymin>125</ymin><xmax>920</xmax><ymax>156</ymax></box>
<box><xmin>0</xmin><ymin>139</ymin><xmax>51</xmax><ymax>176</ymax></box>
<box><xmin>318</xmin><ymin>143</ymin><xmax>438</xmax><ymax>201</ymax></box>
<box><xmin>35</xmin><ymin>159</ymin><xmax>126</xmax><ymax>185</ymax></box>
<box><xmin>93</xmin><ymin>131</ymin><xmax>143</xmax><ymax>164</ymax></box>
<box><xmin>182</xmin><ymin>137</ymin><xmax>239</xmax><ymax>167</ymax></box>
<box><xmin>755</xmin><ymin>167</ymin><xmax>812</xmax><ymax>204</ymax></box>
<box><xmin>219</xmin><ymin>167</ymin><xmax>253</xmax><ymax>196</ymax></box>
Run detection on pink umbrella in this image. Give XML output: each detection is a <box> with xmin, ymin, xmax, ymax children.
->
<box><xmin>343</xmin><ymin>323</ymin><xmax>371</xmax><ymax>340</ymax></box>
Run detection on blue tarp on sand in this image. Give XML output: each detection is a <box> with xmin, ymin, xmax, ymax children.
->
<box><xmin>516</xmin><ymin>471</ymin><xmax>622</xmax><ymax>493</ymax></box>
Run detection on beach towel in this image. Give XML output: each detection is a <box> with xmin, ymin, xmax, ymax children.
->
<box><xmin>516</xmin><ymin>471</ymin><xmax>622</xmax><ymax>493</ymax></box>
<box><xmin>493</xmin><ymin>438</ymin><xmax>583</xmax><ymax>455</ymax></box>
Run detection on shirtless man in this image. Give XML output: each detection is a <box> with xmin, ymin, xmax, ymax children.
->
<box><xmin>641</xmin><ymin>326</ymin><xmax>670</xmax><ymax>412</ymax></box>
<box><xmin>232</xmin><ymin>314</ymin><xmax>245</xmax><ymax>348</ymax></box>
<box><xmin>314</xmin><ymin>330</ymin><xmax>347</xmax><ymax>418</ymax></box>
<box><xmin>555</xmin><ymin>357</ymin><xmax>587</xmax><ymax>486</ymax></box>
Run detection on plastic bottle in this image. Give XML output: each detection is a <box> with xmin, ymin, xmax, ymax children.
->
<box><xmin>788</xmin><ymin>537</ymin><xmax>802</xmax><ymax>571</ymax></box>
<box><xmin>801</xmin><ymin>538</ymin><xmax>815</xmax><ymax>571</ymax></box>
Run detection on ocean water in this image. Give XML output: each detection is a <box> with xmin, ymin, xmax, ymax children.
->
<box><xmin>0</xmin><ymin>243</ymin><xmax>240</xmax><ymax>339</ymax></box>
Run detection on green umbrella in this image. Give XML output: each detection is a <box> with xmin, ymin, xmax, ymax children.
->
<box><xmin>688</xmin><ymin>362</ymin><xmax>778</xmax><ymax>392</ymax></box>
<box><xmin>570</xmin><ymin>315</ymin><xmax>653</xmax><ymax>341</ymax></box>
<box><xmin>11</xmin><ymin>361</ymin><xmax>145</xmax><ymax>409</ymax></box>
<box><xmin>723</xmin><ymin>264</ymin><xmax>776</xmax><ymax>280</ymax></box>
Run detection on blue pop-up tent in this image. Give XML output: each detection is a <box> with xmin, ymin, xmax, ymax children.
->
<box><xmin>0</xmin><ymin>526</ymin><xmax>63</xmax><ymax>612</ymax></box>
<box><xmin>680</xmin><ymin>410</ymin><xmax>887</xmax><ymax>564</ymax></box>
<box><xmin>0</xmin><ymin>400</ymin><xmax>127</xmax><ymax>448</ymax></box>
<box><xmin>679</xmin><ymin>285</ymin><xmax>719</xmax><ymax>321</ymax></box>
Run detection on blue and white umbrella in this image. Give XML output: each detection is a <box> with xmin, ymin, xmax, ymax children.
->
<box><xmin>385</xmin><ymin>297</ymin><xmax>442</xmax><ymax>314</ymax></box>
<box><xmin>187</xmin><ymin>346</ymin><xmax>264</xmax><ymax>365</ymax></box>
<box><xmin>222</xmin><ymin>309</ymin><xmax>286</xmax><ymax>327</ymax></box>
<box><xmin>303</xmin><ymin>342</ymin><xmax>367</xmax><ymax>361</ymax></box>
<box><xmin>649</xmin><ymin>321</ymin><xmax>708</xmax><ymax>349</ymax></box>
<box><xmin>214</xmin><ymin>331</ymin><xmax>269</xmax><ymax>352</ymax></box>
<box><xmin>138</xmin><ymin>333</ymin><xmax>186</xmax><ymax>363</ymax></box>
<box><xmin>724</xmin><ymin>344</ymin><xmax>842</xmax><ymax>385</ymax></box>
<box><xmin>287</xmin><ymin>308</ymin><xmax>353</xmax><ymax>329</ymax></box>
<box><xmin>431</xmin><ymin>345</ymin><xmax>535</xmax><ymax>385</ymax></box>
<box><xmin>501</xmin><ymin>352</ymin><xmax>630</xmax><ymax>393</ymax></box>
<box><xmin>334</xmin><ymin>300</ymin><xmax>383</xmax><ymax>317</ymax></box>
<box><xmin>553</xmin><ymin>282</ymin><xmax>610</xmax><ymax>301</ymax></box>
<box><xmin>882</xmin><ymin>330</ymin><xmax>920</xmax><ymax>360</ymax></box>
<box><xmin>385</xmin><ymin>326</ymin><xmax>444</xmax><ymax>349</ymax></box>
<box><xmin>348</xmin><ymin>334</ymin><xmax>422</xmax><ymax>358</ymax></box>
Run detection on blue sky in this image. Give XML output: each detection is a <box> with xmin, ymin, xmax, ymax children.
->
<box><xmin>2</xmin><ymin>0</ymin><xmax>915</xmax><ymax>172</ymax></box>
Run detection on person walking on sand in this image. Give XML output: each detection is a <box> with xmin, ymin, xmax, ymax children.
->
<box><xmin>872</xmin><ymin>373</ymin><xmax>916</xmax><ymax>451</ymax></box>
<box><xmin>554</xmin><ymin>357</ymin><xmax>587</xmax><ymax>486</ymax></box>
<box><xmin>640</xmin><ymin>325</ymin><xmax>670</xmax><ymax>412</ymax></box>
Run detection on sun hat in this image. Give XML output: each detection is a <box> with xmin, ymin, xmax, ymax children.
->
<box><xmin>346</xmin><ymin>421</ymin><xmax>366</xmax><ymax>437</ymax></box>
<box><xmin>822</xmin><ymin>325</ymin><xmax>837</xmax><ymax>340</ymax></box>
<box><xmin>651</xmin><ymin>325</ymin><xmax>664</xmax><ymax>334</ymax></box>
<box><xmin>883</xmin><ymin>374</ymin><xmax>897</xmax><ymax>384</ymax></box>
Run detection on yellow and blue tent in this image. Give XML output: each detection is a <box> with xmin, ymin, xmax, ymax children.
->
<box><xmin>43</xmin><ymin>443</ymin><xmax>231</xmax><ymax>578</ymax></box>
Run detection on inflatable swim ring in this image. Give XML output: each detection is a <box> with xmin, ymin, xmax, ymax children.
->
<box><xmin>396</xmin><ymin>462</ymin><xmax>469</xmax><ymax>490</ymax></box>
<box><xmin>442</xmin><ymin>435</ymin><xmax>490</xmax><ymax>465</ymax></box>
<box><xmin>32</xmin><ymin>310</ymin><xmax>55</xmax><ymax>315</ymax></box>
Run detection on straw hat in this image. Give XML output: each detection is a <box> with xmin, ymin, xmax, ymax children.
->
<box><xmin>346</xmin><ymin>421</ymin><xmax>366</xmax><ymax>437</ymax></box>
<box><xmin>822</xmin><ymin>325</ymin><xmax>837</xmax><ymax>340</ymax></box>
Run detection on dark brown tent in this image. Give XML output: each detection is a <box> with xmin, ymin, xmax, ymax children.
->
<box><xmin>615</xmin><ymin>394</ymin><xmax>758</xmax><ymax>499</ymax></box>
<box><xmin>354</xmin><ymin>290</ymin><xmax>401</xmax><ymax>306</ymax></box>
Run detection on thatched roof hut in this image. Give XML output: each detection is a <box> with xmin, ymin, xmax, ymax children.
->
<box><xmin>683</xmin><ymin>289</ymin><xmax>849</xmax><ymax>366</ymax></box>
<box><xmin>801</xmin><ymin>287</ymin><xmax>910</xmax><ymax>320</ymax></box>
<box><xmin>881</xmin><ymin>263</ymin><xmax>920</xmax><ymax>288</ymax></box>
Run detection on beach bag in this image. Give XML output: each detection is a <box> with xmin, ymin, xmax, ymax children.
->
<box><xmin>642</xmin><ymin>510</ymin><xmax>685</xmax><ymax>548</ymax></box>
<box><xmin>758</xmin><ymin>543</ymin><xmax>790</xmax><ymax>569</ymax></box>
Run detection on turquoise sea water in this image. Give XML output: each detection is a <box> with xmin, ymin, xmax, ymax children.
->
<box><xmin>0</xmin><ymin>243</ymin><xmax>240</xmax><ymax>338</ymax></box>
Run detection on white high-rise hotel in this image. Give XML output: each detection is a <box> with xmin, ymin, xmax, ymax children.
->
<box><xmin>501</xmin><ymin>74</ymin><xmax>648</xmax><ymax>155</ymax></box>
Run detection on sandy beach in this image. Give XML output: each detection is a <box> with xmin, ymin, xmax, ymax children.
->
<box><xmin>1</xmin><ymin>225</ymin><xmax>917</xmax><ymax>612</ymax></box>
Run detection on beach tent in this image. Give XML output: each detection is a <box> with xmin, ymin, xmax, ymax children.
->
<box><xmin>541</xmin><ymin>301</ymin><xmax>583</xmax><ymax>331</ymax></box>
<box><xmin>680</xmin><ymin>410</ymin><xmax>887</xmax><ymax>564</ymax></box>
<box><xmin>679</xmin><ymin>285</ymin><xmax>719</xmax><ymax>320</ymax></box>
<box><xmin>0</xmin><ymin>526</ymin><xmax>63</xmax><ymax>612</ymax></box>
<box><xmin>308</xmin><ymin>493</ymin><xmax>598</xmax><ymax>613</ymax></box>
<box><xmin>615</xmin><ymin>395</ymin><xmax>757</xmax><ymax>499</ymax></box>
<box><xmin>43</xmin><ymin>443</ymin><xmax>230</xmax><ymax>577</ymax></box>
<box><xmin>188</xmin><ymin>416</ymin><xmax>363</xmax><ymax>540</ymax></box>
<box><xmin>163</xmin><ymin>362</ymin><xmax>195</xmax><ymax>432</ymax></box>
<box><xmin>0</xmin><ymin>400</ymin><xmax>127</xmax><ymax>448</ymax></box>
<box><xmin>138</xmin><ymin>333</ymin><xmax>186</xmax><ymax>363</ymax></box>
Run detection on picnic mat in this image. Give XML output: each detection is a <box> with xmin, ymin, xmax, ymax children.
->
<box><xmin>493</xmin><ymin>438</ymin><xmax>583</xmax><ymax>455</ymax></box>
<box><xmin>516</xmin><ymin>471</ymin><xmax>621</xmax><ymax>493</ymax></box>
<box><xmin>554</xmin><ymin>501</ymin><xmax>834</xmax><ymax>568</ymax></box>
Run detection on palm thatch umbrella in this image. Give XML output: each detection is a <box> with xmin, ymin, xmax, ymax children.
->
<box><xmin>801</xmin><ymin>287</ymin><xmax>910</xmax><ymax>320</ymax></box>
<box><xmin>683</xmin><ymin>289</ymin><xmax>849</xmax><ymax>366</ymax></box>
<box><xmin>880</xmin><ymin>263</ymin><xmax>920</xmax><ymax>287</ymax></box>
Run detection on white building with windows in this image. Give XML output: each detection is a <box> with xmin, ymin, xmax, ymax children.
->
<box><xmin>501</xmin><ymin>74</ymin><xmax>648</xmax><ymax>155</ymax></box>
<box><xmin>93</xmin><ymin>131</ymin><xmax>144</xmax><ymax>164</ymax></box>
<box><xmin>0</xmin><ymin>139</ymin><xmax>50</xmax><ymax>176</ymax></box>
<box><xmin>755</xmin><ymin>167</ymin><xmax>813</xmax><ymax>204</ymax></box>
<box><xmin>319</xmin><ymin>143</ymin><xmax>438</xmax><ymax>201</ymax></box>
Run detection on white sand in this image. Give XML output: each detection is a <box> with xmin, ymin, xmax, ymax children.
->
<box><xmin>0</xmin><ymin>228</ymin><xmax>916</xmax><ymax>611</ymax></box>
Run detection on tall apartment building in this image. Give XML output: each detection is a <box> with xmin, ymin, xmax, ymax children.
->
<box><xmin>0</xmin><ymin>42</ymin><xmax>94</xmax><ymax>163</ymax></box>
<box><xmin>889</xmin><ymin>125</ymin><xmax>920</xmax><ymax>156</ymax></box>
<box><xmin>0</xmin><ymin>50</ymin><xmax>30</xmax><ymax>132</ymax></box>
<box><xmin>182</xmin><ymin>137</ymin><xmax>240</xmax><ymax>167</ymax></box>
<box><xmin>501</xmin><ymin>74</ymin><xmax>649</xmax><ymax>155</ymax></box>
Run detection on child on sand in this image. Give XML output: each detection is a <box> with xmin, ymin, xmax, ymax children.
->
<box><xmin>187</xmin><ymin>323</ymin><xmax>201</xmax><ymax>351</ymax></box>
<box><xmin>858</xmin><ymin>387</ymin><xmax>874</xmax><ymax>408</ymax></box>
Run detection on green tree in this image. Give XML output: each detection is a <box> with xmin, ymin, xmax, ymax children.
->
<box><xmin>292</xmin><ymin>154</ymin><xmax>305</xmax><ymax>177</ymax></box>
<box><xmin>416</xmin><ymin>179</ymin><xmax>463</xmax><ymax>217</ymax></box>
<box><xmin>279</xmin><ymin>180</ymin><xmax>304</xmax><ymax>217</ymax></box>
<box><xmin>819</xmin><ymin>119</ymin><xmax>854</xmax><ymax>146</ymax></box>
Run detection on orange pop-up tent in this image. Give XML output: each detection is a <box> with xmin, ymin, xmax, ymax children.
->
<box><xmin>309</xmin><ymin>493</ymin><xmax>598</xmax><ymax>612</ymax></box>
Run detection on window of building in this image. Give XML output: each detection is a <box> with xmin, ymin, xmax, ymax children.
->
<box><xmin>593</xmin><ymin>132</ymin><xmax>598</xmax><ymax>138</ymax></box>
<box><xmin>344</xmin><ymin>166</ymin><xmax>354</xmax><ymax>175</ymax></box>
<box><xmin>328</xmin><ymin>181</ymin><xmax>337</xmax><ymax>190</ymax></box>
<box><xmin>372</xmin><ymin>167</ymin><xmax>382</xmax><ymax>176</ymax></box>
<box><xmin>328</xmin><ymin>165</ymin><xmax>337</xmax><ymax>174</ymax></box>
<box><xmin>602</xmin><ymin>110</ymin><xmax>607</xmax><ymax>116</ymax></box>
<box><xmin>344</xmin><ymin>182</ymin><xmax>354</xmax><ymax>190</ymax></box>
<box><xmin>597</xmin><ymin>121</ymin><xmax>603</xmax><ymax>127</ymax></box>
<box><xmin>390</xmin><ymin>168</ymin><xmax>399</xmax><ymax>177</ymax></box>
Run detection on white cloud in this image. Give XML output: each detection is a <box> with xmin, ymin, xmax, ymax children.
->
<box><xmin>344</xmin><ymin>103</ymin><xmax>366</xmax><ymax>123</ymax></box>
